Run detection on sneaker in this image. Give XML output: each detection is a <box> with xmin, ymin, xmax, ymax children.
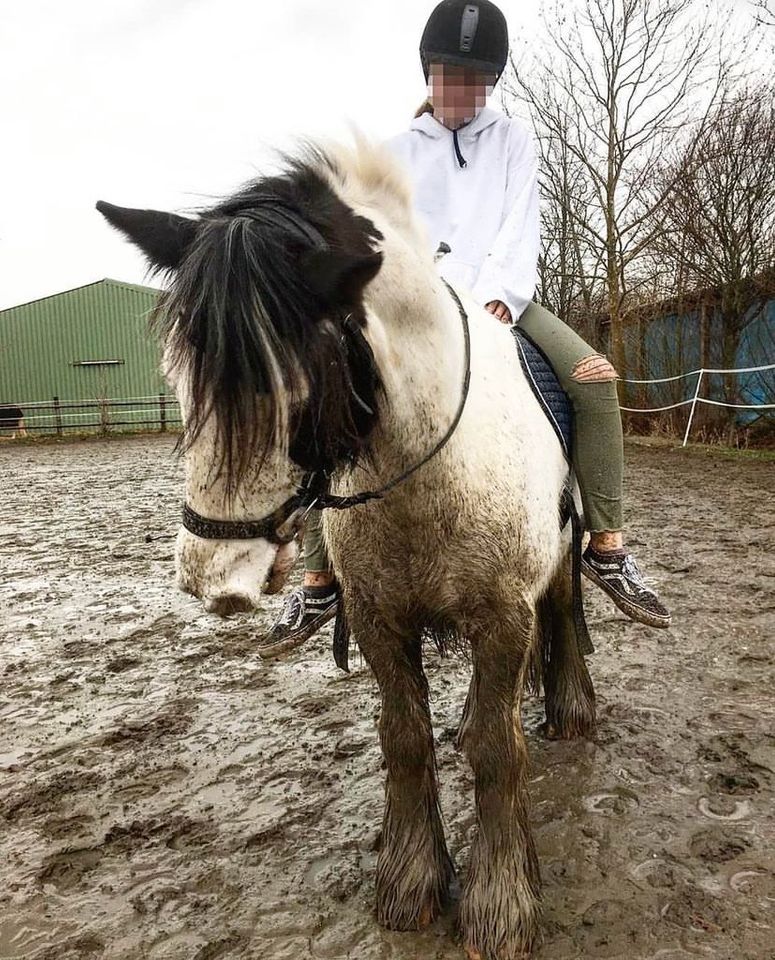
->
<box><xmin>582</xmin><ymin>546</ymin><xmax>672</xmax><ymax>629</ymax></box>
<box><xmin>257</xmin><ymin>585</ymin><xmax>339</xmax><ymax>660</ymax></box>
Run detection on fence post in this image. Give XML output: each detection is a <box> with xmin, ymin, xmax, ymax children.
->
<box><xmin>682</xmin><ymin>370</ymin><xmax>704</xmax><ymax>447</ymax></box>
<box><xmin>53</xmin><ymin>396</ymin><xmax>63</xmax><ymax>436</ymax></box>
<box><xmin>159</xmin><ymin>393</ymin><xmax>167</xmax><ymax>433</ymax></box>
<box><xmin>100</xmin><ymin>396</ymin><xmax>109</xmax><ymax>435</ymax></box>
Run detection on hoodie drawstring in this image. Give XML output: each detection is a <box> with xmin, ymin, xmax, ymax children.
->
<box><xmin>452</xmin><ymin>129</ymin><xmax>468</xmax><ymax>168</ymax></box>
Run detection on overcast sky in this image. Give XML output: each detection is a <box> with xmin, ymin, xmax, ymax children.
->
<box><xmin>0</xmin><ymin>0</ymin><xmax>543</xmax><ymax>310</ymax></box>
<box><xmin>1</xmin><ymin>0</ymin><xmax>765</xmax><ymax>312</ymax></box>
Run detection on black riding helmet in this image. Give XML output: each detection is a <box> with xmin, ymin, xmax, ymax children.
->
<box><xmin>420</xmin><ymin>0</ymin><xmax>509</xmax><ymax>84</ymax></box>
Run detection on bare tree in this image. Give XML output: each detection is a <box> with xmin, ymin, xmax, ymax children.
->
<box><xmin>503</xmin><ymin>0</ymin><xmax>733</xmax><ymax>375</ymax></box>
<box><xmin>648</xmin><ymin>85</ymin><xmax>775</xmax><ymax>434</ymax></box>
<box><xmin>530</xmin><ymin>90</ymin><xmax>608</xmax><ymax>344</ymax></box>
<box><xmin>753</xmin><ymin>0</ymin><xmax>775</xmax><ymax>26</ymax></box>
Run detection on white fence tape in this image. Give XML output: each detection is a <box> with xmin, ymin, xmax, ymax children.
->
<box><xmin>621</xmin><ymin>362</ymin><xmax>775</xmax><ymax>384</ymax></box>
<box><xmin>619</xmin><ymin>399</ymin><xmax>695</xmax><ymax>413</ymax></box>
<box><xmin>618</xmin><ymin>362</ymin><xmax>775</xmax><ymax>445</ymax></box>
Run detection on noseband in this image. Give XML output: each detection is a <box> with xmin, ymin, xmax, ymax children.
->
<box><xmin>181</xmin><ymin>280</ymin><xmax>471</xmax><ymax>544</ymax></box>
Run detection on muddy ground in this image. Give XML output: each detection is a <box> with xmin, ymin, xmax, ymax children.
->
<box><xmin>0</xmin><ymin>435</ymin><xmax>773</xmax><ymax>960</ymax></box>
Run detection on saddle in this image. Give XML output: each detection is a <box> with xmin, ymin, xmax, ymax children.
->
<box><xmin>512</xmin><ymin>328</ymin><xmax>572</xmax><ymax>459</ymax></box>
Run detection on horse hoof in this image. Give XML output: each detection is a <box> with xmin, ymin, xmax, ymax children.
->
<box><xmin>464</xmin><ymin>947</ymin><xmax>530</xmax><ymax>960</ymax></box>
<box><xmin>541</xmin><ymin>721</ymin><xmax>560</xmax><ymax>740</ymax></box>
<box><xmin>417</xmin><ymin>902</ymin><xmax>436</xmax><ymax>928</ymax></box>
<box><xmin>540</xmin><ymin>718</ymin><xmax>596</xmax><ymax>741</ymax></box>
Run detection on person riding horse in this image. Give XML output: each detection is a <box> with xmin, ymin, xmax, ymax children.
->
<box><xmin>260</xmin><ymin>0</ymin><xmax>671</xmax><ymax>657</ymax></box>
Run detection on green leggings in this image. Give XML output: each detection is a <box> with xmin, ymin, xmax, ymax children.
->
<box><xmin>303</xmin><ymin>302</ymin><xmax>624</xmax><ymax>572</ymax></box>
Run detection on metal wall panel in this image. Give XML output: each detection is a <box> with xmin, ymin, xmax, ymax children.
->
<box><xmin>0</xmin><ymin>279</ymin><xmax>166</xmax><ymax>409</ymax></box>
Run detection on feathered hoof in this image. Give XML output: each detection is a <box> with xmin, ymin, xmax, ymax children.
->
<box><xmin>540</xmin><ymin>714</ymin><xmax>596</xmax><ymax>740</ymax></box>
<box><xmin>462</xmin><ymin>933</ymin><xmax>534</xmax><ymax>960</ymax></box>
<box><xmin>377</xmin><ymin>894</ymin><xmax>443</xmax><ymax>931</ymax></box>
<box><xmin>466</xmin><ymin>947</ymin><xmax>530</xmax><ymax>960</ymax></box>
<box><xmin>378</xmin><ymin>896</ymin><xmax>440</xmax><ymax>931</ymax></box>
<box><xmin>464</xmin><ymin>947</ymin><xmax>531</xmax><ymax>960</ymax></box>
<box><xmin>376</xmin><ymin>848</ymin><xmax>454</xmax><ymax>931</ymax></box>
<box><xmin>459</xmin><ymin>871</ymin><xmax>539</xmax><ymax>960</ymax></box>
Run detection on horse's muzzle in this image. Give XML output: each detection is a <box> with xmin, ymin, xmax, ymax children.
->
<box><xmin>175</xmin><ymin>528</ymin><xmax>297</xmax><ymax>616</ymax></box>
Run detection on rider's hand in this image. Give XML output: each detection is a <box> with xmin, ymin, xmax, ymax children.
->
<box><xmin>485</xmin><ymin>300</ymin><xmax>512</xmax><ymax>325</ymax></box>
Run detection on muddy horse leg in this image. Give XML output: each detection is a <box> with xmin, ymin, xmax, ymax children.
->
<box><xmin>458</xmin><ymin>598</ymin><xmax>540</xmax><ymax>960</ymax></box>
<box><xmin>356</xmin><ymin>616</ymin><xmax>454</xmax><ymax>930</ymax></box>
<box><xmin>542</xmin><ymin>557</ymin><xmax>596</xmax><ymax>740</ymax></box>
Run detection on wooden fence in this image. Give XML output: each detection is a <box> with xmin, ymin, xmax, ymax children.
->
<box><xmin>0</xmin><ymin>395</ymin><xmax>182</xmax><ymax>437</ymax></box>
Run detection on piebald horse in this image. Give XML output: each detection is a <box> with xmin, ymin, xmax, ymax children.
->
<box><xmin>98</xmin><ymin>138</ymin><xmax>596</xmax><ymax>960</ymax></box>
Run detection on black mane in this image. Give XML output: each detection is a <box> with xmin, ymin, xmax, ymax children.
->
<box><xmin>153</xmin><ymin>147</ymin><xmax>385</xmax><ymax>490</ymax></box>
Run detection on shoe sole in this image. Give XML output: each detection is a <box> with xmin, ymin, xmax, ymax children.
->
<box><xmin>257</xmin><ymin>605</ymin><xmax>338</xmax><ymax>660</ymax></box>
<box><xmin>582</xmin><ymin>562</ymin><xmax>672</xmax><ymax>629</ymax></box>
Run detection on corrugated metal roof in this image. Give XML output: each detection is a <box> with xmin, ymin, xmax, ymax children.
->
<box><xmin>0</xmin><ymin>278</ymin><xmax>162</xmax><ymax>317</ymax></box>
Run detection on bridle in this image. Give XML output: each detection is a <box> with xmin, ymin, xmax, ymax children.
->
<box><xmin>181</xmin><ymin>279</ymin><xmax>472</xmax><ymax>545</ymax></box>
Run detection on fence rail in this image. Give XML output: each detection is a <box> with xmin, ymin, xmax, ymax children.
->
<box><xmin>618</xmin><ymin>362</ymin><xmax>775</xmax><ymax>445</ymax></box>
<box><xmin>3</xmin><ymin>364</ymin><xmax>773</xmax><ymax>446</ymax></box>
<box><xmin>0</xmin><ymin>394</ymin><xmax>181</xmax><ymax>437</ymax></box>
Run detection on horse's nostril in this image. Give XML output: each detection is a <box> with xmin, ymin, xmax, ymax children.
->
<box><xmin>205</xmin><ymin>594</ymin><xmax>255</xmax><ymax>617</ymax></box>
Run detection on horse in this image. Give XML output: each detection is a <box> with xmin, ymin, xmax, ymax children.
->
<box><xmin>97</xmin><ymin>136</ymin><xmax>597</xmax><ymax>960</ymax></box>
<box><xmin>0</xmin><ymin>405</ymin><xmax>26</xmax><ymax>439</ymax></box>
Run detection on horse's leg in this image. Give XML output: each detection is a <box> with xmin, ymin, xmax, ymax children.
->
<box><xmin>353</xmin><ymin>611</ymin><xmax>454</xmax><ymax>930</ymax></box>
<box><xmin>458</xmin><ymin>597</ymin><xmax>541</xmax><ymax>960</ymax></box>
<box><xmin>542</xmin><ymin>557</ymin><xmax>596</xmax><ymax>740</ymax></box>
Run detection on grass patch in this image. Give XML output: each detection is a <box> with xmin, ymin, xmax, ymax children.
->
<box><xmin>626</xmin><ymin>435</ymin><xmax>775</xmax><ymax>462</ymax></box>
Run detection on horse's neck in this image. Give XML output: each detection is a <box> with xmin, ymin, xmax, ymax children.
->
<box><xmin>366</xmin><ymin>282</ymin><xmax>467</xmax><ymax>470</ymax></box>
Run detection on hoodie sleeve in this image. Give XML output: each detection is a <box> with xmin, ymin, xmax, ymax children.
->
<box><xmin>470</xmin><ymin>121</ymin><xmax>540</xmax><ymax>321</ymax></box>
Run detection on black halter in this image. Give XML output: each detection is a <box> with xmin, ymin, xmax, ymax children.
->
<box><xmin>181</xmin><ymin>279</ymin><xmax>471</xmax><ymax>544</ymax></box>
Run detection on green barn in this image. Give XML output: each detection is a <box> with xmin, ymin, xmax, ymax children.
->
<box><xmin>0</xmin><ymin>278</ymin><xmax>176</xmax><ymax>434</ymax></box>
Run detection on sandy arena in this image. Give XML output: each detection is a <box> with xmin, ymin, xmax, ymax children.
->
<box><xmin>0</xmin><ymin>435</ymin><xmax>773</xmax><ymax>960</ymax></box>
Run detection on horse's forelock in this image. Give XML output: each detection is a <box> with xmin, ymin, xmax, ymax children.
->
<box><xmin>154</xmin><ymin>148</ymin><xmax>385</xmax><ymax>494</ymax></box>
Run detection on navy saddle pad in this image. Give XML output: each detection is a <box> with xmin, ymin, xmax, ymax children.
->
<box><xmin>512</xmin><ymin>328</ymin><xmax>572</xmax><ymax>459</ymax></box>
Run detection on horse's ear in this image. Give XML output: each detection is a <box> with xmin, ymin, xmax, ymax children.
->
<box><xmin>302</xmin><ymin>250</ymin><xmax>383</xmax><ymax>309</ymax></box>
<box><xmin>96</xmin><ymin>201</ymin><xmax>198</xmax><ymax>271</ymax></box>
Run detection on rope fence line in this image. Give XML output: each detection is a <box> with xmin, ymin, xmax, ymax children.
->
<box><xmin>619</xmin><ymin>362</ymin><xmax>775</xmax><ymax>384</ymax></box>
<box><xmin>617</xmin><ymin>362</ymin><xmax>775</xmax><ymax>445</ymax></box>
<box><xmin>619</xmin><ymin>399</ymin><xmax>695</xmax><ymax>413</ymax></box>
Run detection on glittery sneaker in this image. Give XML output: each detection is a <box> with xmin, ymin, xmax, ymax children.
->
<box><xmin>582</xmin><ymin>546</ymin><xmax>671</xmax><ymax>629</ymax></box>
<box><xmin>257</xmin><ymin>585</ymin><xmax>339</xmax><ymax>659</ymax></box>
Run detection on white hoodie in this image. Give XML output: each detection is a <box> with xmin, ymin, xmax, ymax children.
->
<box><xmin>385</xmin><ymin>106</ymin><xmax>540</xmax><ymax>321</ymax></box>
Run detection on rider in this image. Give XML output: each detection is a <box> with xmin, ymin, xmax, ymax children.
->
<box><xmin>259</xmin><ymin>0</ymin><xmax>671</xmax><ymax>658</ymax></box>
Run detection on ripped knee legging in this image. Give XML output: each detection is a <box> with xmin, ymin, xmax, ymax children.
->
<box><xmin>518</xmin><ymin>300</ymin><xmax>624</xmax><ymax>534</ymax></box>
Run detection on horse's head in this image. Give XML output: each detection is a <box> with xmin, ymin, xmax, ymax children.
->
<box><xmin>97</xmin><ymin>141</ymin><xmax>424</xmax><ymax>615</ymax></box>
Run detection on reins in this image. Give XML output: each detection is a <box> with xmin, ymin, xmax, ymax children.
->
<box><xmin>182</xmin><ymin>278</ymin><xmax>471</xmax><ymax>544</ymax></box>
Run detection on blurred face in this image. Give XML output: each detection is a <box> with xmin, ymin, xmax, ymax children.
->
<box><xmin>428</xmin><ymin>61</ymin><xmax>496</xmax><ymax>129</ymax></box>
